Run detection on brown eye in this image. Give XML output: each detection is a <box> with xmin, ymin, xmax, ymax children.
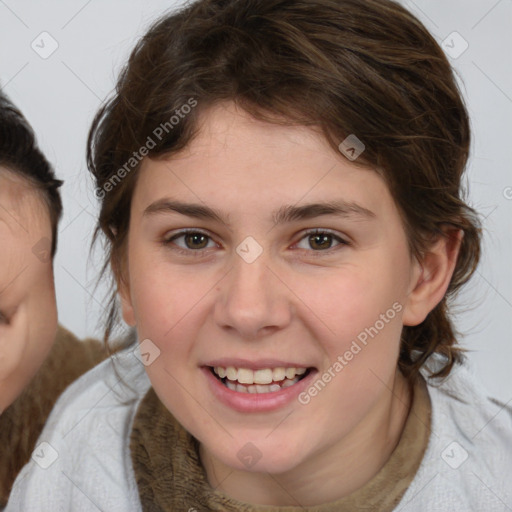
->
<box><xmin>308</xmin><ymin>233</ymin><xmax>334</xmax><ymax>250</ymax></box>
<box><xmin>164</xmin><ymin>230</ymin><xmax>216</xmax><ymax>253</ymax></box>
<box><xmin>183</xmin><ymin>232</ymin><xmax>209</xmax><ymax>249</ymax></box>
<box><xmin>295</xmin><ymin>230</ymin><xmax>348</xmax><ymax>252</ymax></box>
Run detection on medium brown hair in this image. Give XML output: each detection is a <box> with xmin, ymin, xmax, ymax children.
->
<box><xmin>87</xmin><ymin>0</ymin><xmax>481</xmax><ymax>379</ymax></box>
<box><xmin>0</xmin><ymin>90</ymin><xmax>63</xmax><ymax>257</ymax></box>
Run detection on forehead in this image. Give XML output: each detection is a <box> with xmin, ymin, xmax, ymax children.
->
<box><xmin>0</xmin><ymin>170</ymin><xmax>52</xmax><ymax>293</ymax></box>
<box><xmin>0</xmin><ymin>168</ymin><xmax>49</xmax><ymax>228</ymax></box>
<box><xmin>174</xmin><ymin>102</ymin><xmax>339</xmax><ymax>164</ymax></box>
<box><xmin>134</xmin><ymin>102</ymin><xmax>394</xmax><ymax>219</ymax></box>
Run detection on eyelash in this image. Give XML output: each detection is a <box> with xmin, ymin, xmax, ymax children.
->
<box><xmin>162</xmin><ymin>228</ymin><xmax>349</xmax><ymax>258</ymax></box>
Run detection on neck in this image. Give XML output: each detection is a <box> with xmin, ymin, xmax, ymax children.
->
<box><xmin>199</xmin><ymin>369</ymin><xmax>412</xmax><ymax>507</ymax></box>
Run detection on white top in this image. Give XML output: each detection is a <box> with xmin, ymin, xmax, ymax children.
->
<box><xmin>6</xmin><ymin>347</ymin><xmax>512</xmax><ymax>511</ymax></box>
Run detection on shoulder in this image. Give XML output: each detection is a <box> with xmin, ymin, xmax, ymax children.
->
<box><xmin>6</xmin><ymin>346</ymin><xmax>151</xmax><ymax>512</ymax></box>
<box><xmin>425</xmin><ymin>356</ymin><xmax>512</xmax><ymax>458</ymax></box>
<box><xmin>0</xmin><ymin>324</ymin><xmax>109</xmax><ymax>506</ymax></box>
<box><xmin>397</xmin><ymin>357</ymin><xmax>512</xmax><ymax>512</ymax></box>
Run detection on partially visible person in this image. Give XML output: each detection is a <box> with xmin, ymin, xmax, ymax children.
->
<box><xmin>0</xmin><ymin>89</ymin><xmax>111</xmax><ymax>506</ymax></box>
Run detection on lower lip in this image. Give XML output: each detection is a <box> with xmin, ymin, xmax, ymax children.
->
<box><xmin>202</xmin><ymin>366</ymin><xmax>317</xmax><ymax>413</ymax></box>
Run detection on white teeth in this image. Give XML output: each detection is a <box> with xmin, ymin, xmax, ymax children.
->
<box><xmin>282</xmin><ymin>378</ymin><xmax>298</xmax><ymax>388</ymax></box>
<box><xmin>272</xmin><ymin>367</ymin><xmax>286</xmax><ymax>381</ymax></box>
<box><xmin>285</xmin><ymin>368</ymin><xmax>297</xmax><ymax>379</ymax></box>
<box><xmin>212</xmin><ymin>365</ymin><xmax>309</xmax><ymax>394</ymax></box>
<box><xmin>254</xmin><ymin>369</ymin><xmax>273</xmax><ymax>384</ymax></box>
<box><xmin>232</xmin><ymin>379</ymin><xmax>299</xmax><ymax>394</ymax></box>
<box><xmin>220</xmin><ymin>375</ymin><xmax>301</xmax><ymax>394</ymax></box>
<box><xmin>237</xmin><ymin>368</ymin><xmax>254</xmax><ymax>384</ymax></box>
<box><xmin>213</xmin><ymin>365</ymin><xmax>308</xmax><ymax>384</ymax></box>
<box><xmin>226</xmin><ymin>366</ymin><xmax>237</xmax><ymax>380</ymax></box>
<box><xmin>247</xmin><ymin>384</ymin><xmax>283</xmax><ymax>394</ymax></box>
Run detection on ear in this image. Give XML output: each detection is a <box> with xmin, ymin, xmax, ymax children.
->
<box><xmin>119</xmin><ymin>279</ymin><xmax>136</xmax><ymax>327</ymax></box>
<box><xmin>109</xmin><ymin>227</ymin><xmax>136</xmax><ymax>327</ymax></box>
<box><xmin>112</xmin><ymin>251</ymin><xmax>136</xmax><ymax>328</ymax></box>
<box><xmin>402</xmin><ymin>227</ymin><xmax>463</xmax><ymax>326</ymax></box>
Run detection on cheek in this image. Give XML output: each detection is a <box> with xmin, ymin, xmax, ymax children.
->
<box><xmin>27</xmin><ymin>265</ymin><xmax>58</xmax><ymax>353</ymax></box>
<box><xmin>292</xmin><ymin>265</ymin><xmax>407</xmax><ymax>415</ymax></box>
<box><xmin>297</xmin><ymin>280</ymin><xmax>404</xmax><ymax>434</ymax></box>
<box><xmin>129</xmin><ymin>260</ymin><xmax>212</xmax><ymax>418</ymax></box>
<box><xmin>129</xmin><ymin>257</ymin><xmax>213</xmax><ymax>344</ymax></box>
<box><xmin>295</xmin><ymin>265</ymin><xmax>405</xmax><ymax>346</ymax></box>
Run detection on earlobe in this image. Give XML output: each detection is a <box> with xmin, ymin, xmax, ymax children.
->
<box><xmin>111</xmin><ymin>248</ymin><xmax>136</xmax><ymax>327</ymax></box>
<box><xmin>402</xmin><ymin>228</ymin><xmax>462</xmax><ymax>327</ymax></box>
<box><xmin>115</xmin><ymin>262</ymin><xmax>136</xmax><ymax>327</ymax></box>
<box><xmin>119</xmin><ymin>281</ymin><xmax>136</xmax><ymax>327</ymax></box>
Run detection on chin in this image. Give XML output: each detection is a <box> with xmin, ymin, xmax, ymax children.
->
<box><xmin>210</xmin><ymin>434</ymin><xmax>307</xmax><ymax>474</ymax></box>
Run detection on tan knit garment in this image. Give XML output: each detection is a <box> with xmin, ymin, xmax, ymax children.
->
<box><xmin>130</xmin><ymin>375</ymin><xmax>431</xmax><ymax>511</ymax></box>
<box><xmin>0</xmin><ymin>324</ymin><xmax>109</xmax><ymax>506</ymax></box>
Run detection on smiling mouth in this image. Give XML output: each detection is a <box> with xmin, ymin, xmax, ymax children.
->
<box><xmin>209</xmin><ymin>366</ymin><xmax>313</xmax><ymax>394</ymax></box>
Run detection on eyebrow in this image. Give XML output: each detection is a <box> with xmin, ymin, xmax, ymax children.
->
<box><xmin>143</xmin><ymin>199</ymin><xmax>376</xmax><ymax>227</ymax></box>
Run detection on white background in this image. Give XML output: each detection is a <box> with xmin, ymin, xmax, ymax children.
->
<box><xmin>0</xmin><ymin>0</ymin><xmax>510</xmax><ymax>400</ymax></box>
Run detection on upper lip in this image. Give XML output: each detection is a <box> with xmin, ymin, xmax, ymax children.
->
<box><xmin>203</xmin><ymin>358</ymin><xmax>314</xmax><ymax>370</ymax></box>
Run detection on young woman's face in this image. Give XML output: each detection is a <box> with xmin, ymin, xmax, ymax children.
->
<box><xmin>121</xmin><ymin>102</ymin><xmax>421</xmax><ymax>475</ymax></box>
<box><xmin>0</xmin><ymin>170</ymin><xmax>57</xmax><ymax>412</ymax></box>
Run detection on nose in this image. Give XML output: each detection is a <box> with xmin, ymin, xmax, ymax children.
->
<box><xmin>213</xmin><ymin>249</ymin><xmax>292</xmax><ymax>340</ymax></box>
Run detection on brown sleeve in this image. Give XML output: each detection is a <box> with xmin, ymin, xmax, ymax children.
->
<box><xmin>0</xmin><ymin>324</ymin><xmax>110</xmax><ymax>505</ymax></box>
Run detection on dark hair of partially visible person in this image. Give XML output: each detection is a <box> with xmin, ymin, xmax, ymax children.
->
<box><xmin>0</xmin><ymin>88</ymin><xmax>63</xmax><ymax>257</ymax></box>
<box><xmin>87</xmin><ymin>0</ymin><xmax>481</xmax><ymax>381</ymax></box>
